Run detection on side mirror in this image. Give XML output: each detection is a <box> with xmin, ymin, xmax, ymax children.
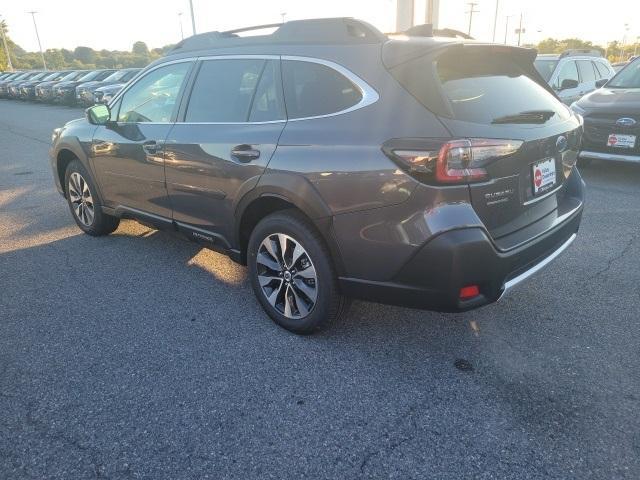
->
<box><xmin>595</xmin><ymin>78</ymin><xmax>608</xmax><ymax>88</ymax></box>
<box><xmin>560</xmin><ymin>79</ymin><xmax>579</xmax><ymax>90</ymax></box>
<box><xmin>86</xmin><ymin>104</ymin><xmax>111</xmax><ymax>125</ymax></box>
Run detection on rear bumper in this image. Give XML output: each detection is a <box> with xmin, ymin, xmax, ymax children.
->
<box><xmin>579</xmin><ymin>150</ymin><xmax>640</xmax><ymax>164</ymax></box>
<box><xmin>339</xmin><ymin>200</ymin><xmax>583</xmax><ymax>312</ymax></box>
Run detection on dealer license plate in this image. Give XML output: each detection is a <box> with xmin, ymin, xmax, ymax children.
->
<box><xmin>532</xmin><ymin>158</ymin><xmax>556</xmax><ymax>195</ymax></box>
<box><xmin>607</xmin><ymin>133</ymin><xmax>636</xmax><ymax>149</ymax></box>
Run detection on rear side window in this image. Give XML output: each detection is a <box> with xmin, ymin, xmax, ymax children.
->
<box><xmin>282</xmin><ymin>60</ymin><xmax>362</xmax><ymax>119</ymax></box>
<box><xmin>249</xmin><ymin>60</ymin><xmax>285</xmax><ymax>122</ymax></box>
<box><xmin>594</xmin><ymin>61</ymin><xmax>610</xmax><ymax>78</ymax></box>
<box><xmin>434</xmin><ymin>52</ymin><xmax>569</xmax><ymax>125</ymax></box>
<box><xmin>185</xmin><ymin>59</ymin><xmax>265</xmax><ymax>122</ymax></box>
<box><xmin>577</xmin><ymin>60</ymin><xmax>596</xmax><ymax>82</ymax></box>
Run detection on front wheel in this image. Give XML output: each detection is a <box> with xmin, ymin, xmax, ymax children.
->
<box><xmin>247</xmin><ymin>210</ymin><xmax>347</xmax><ymax>334</ymax></box>
<box><xmin>64</xmin><ymin>159</ymin><xmax>119</xmax><ymax>236</ymax></box>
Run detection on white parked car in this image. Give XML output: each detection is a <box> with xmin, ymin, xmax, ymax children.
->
<box><xmin>534</xmin><ymin>50</ymin><xmax>615</xmax><ymax>104</ymax></box>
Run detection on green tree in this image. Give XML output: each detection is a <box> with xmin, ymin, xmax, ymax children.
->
<box><xmin>74</xmin><ymin>46</ymin><xmax>96</xmax><ymax>65</ymax></box>
<box><xmin>132</xmin><ymin>41</ymin><xmax>149</xmax><ymax>56</ymax></box>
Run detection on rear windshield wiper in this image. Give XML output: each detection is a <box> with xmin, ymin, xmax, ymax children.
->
<box><xmin>491</xmin><ymin>110</ymin><xmax>556</xmax><ymax>124</ymax></box>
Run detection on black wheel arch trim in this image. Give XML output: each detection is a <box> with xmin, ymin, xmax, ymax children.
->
<box><xmin>233</xmin><ymin>173</ymin><xmax>346</xmax><ymax>275</ymax></box>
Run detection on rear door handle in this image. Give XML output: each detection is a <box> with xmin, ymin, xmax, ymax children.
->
<box><xmin>142</xmin><ymin>140</ymin><xmax>161</xmax><ymax>154</ymax></box>
<box><xmin>231</xmin><ymin>144</ymin><xmax>260</xmax><ymax>162</ymax></box>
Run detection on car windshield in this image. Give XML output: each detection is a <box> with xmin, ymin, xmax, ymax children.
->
<box><xmin>103</xmin><ymin>70</ymin><xmax>134</xmax><ymax>82</ymax></box>
<box><xmin>41</xmin><ymin>72</ymin><xmax>61</xmax><ymax>81</ymax></box>
<box><xmin>59</xmin><ymin>71</ymin><xmax>84</xmax><ymax>81</ymax></box>
<box><xmin>606</xmin><ymin>59</ymin><xmax>640</xmax><ymax>88</ymax></box>
<box><xmin>77</xmin><ymin>70</ymin><xmax>103</xmax><ymax>82</ymax></box>
<box><xmin>533</xmin><ymin>59</ymin><xmax>558</xmax><ymax>82</ymax></box>
<box><xmin>29</xmin><ymin>72</ymin><xmax>49</xmax><ymax>81</ymax></box>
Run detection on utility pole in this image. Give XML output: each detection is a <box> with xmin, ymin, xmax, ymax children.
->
<box><xmin>0</xmin><ymin>16</ymin><xmax>13</xmax><ymax>71</ymax></box>
<box><xmin>425</xmin><ymin>0</ymin><xmax>440</xmax><ymax>29</ymax></box>
<box><xmin>280</xmin><ymin>12</ymin><xmax>286</xmax><ymax>24</ymax></box>
<box><xmin>504</xmin><ymin>15</ymin><xmax>513</xmax><ymax>44</ymax></box>
<box><xmin>188</xmin><ymin>0</ymin><xmax>196</xmax><ymax>35</ymax></box>
<box><xmin>517</xmin><ymin>12</ymin><xmax>524</xmax><ymax>46</ymax></box>
<box><xmin>466</xmin><ymin>2</ymin><xmax>479</xmax><ymax>37</ymax></box>
<box><xmin>27</xmin><ymin>11</ymin><xmax>46</xmax><ymax>70</ymax></box>
<box><xmin>492</xmin><ymin>0</ymin><xmax>499</xmax><ymax>42</ymax></box>
<box><xmin>619</xmin><ymin>23</ymin><xmax>629</xmax><ymax>62</ymax></box>
<box><xmin>178</xmin><ymin>12</ymin><xmax>184</xmax><ymax>40</ymax></box>
<box><xmin>396</xmin><ymin>0</ymin><xmax>414</xmax><ymax>32</ymax></box>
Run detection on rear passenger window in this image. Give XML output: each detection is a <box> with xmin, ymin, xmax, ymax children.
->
<box><xmin>249</xmin><ymin>60</ymin><xmax>285</xmax><ymax>122</ymax></box>
<box><xmin>282</xmin><ymin>60</ymin><xmax>362</xmax><ymax>119</ymax></box>
<box><xmin>185</xmin><ymin>59</ymin><xmax>264</xmax><ymax>122</ymax></box>
<box><xmin>594</xmin><ymin>61</ymin><xmax>610</xmax><ymax>78</ymax></box>
<box><xmin>577</xmin><ymin>60</ymin><xmax>596</xmax><ymax>82</ymax></box>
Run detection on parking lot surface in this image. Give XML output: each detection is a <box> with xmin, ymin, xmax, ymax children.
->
<box><xmin>1</xmin><ymin>99</ymin><xmax>639</xmax><ymax>479</ymax></box>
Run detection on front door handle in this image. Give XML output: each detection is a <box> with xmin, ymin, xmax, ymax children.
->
<box><xmin>231</xmin><ymin>144</ymin><xmax>260</xmax><ymax>162</ymax></box>
<box><xmin>142</xmin><ymin>140</ymin><xmax>161</xmax><ymax>154</ymax></box>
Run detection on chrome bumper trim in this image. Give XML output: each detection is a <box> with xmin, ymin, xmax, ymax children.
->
<box><xmin>499</xmin><ymin>233</ymin><xmax>577</xmax><ymax>300</ymax></box>
<box><xmin>579</xmin><ymin>150</ymin><xmax>640</xmax><ymax>163</ymax></box>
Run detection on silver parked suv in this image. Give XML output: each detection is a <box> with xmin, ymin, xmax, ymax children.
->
<box><xmin>49</xmin><ymin>18</ymin><xmax>585</xmax><ymax>333</ymax></box>
<box><xmin>534</xmin><ymin>49</ymin><xmax>615</xmax><ymax>104</ymax></box>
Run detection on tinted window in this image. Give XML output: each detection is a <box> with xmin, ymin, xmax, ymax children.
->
<box><xmin>577</xmin><ymin>60</ymin><xmax>596</xmax><ymax>82</ymax></box>
<box><xmin>118</xmin><ymin>62</ymin><xmax>190</xmax><ymax>123</ymax></box>
<box><xmin>185</xmin><ymin>59</ymin><xmax>264</xmax><ymax>122</ymax></box>
<box><xmin>282</xmin><ymin>60</ymin><xmax>362</xmax><ymax>119</ymax></box>
<box><xmin>608</xmin><ymin>58</ymin><xmax>640</xmax><ymax>88</ymax></box>
<box><xmin>249</xmin><ymin>60</ymin><xmax>285</xmax><ymax>122</ymax></box>
<box><xmin>534</xmin><ymin>59</ymin><xmax>558</xmax><ymax>82</ymax></box>
<box><xmin>594</xmin><ymin>61</ymin><xmax>610</xmax><ymax>78</ymax></box>
<box><xmin>435</xmin><ymin>52</ymin><xmax>569</xmax><ymax>125</ymax></box>
<box><xmin>556</xmin><ymin>61</ymin><xmax>579</xmax><ymax>88</ymax></box>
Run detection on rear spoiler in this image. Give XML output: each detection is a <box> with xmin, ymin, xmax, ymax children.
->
<box><xmin>383</xmin><ymin>41</ymin><xmax>557</xmax><ymax>99</ymax></box>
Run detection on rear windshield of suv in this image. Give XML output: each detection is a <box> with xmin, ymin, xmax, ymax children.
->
<box><xmin>392</xmin><ymin>50</ymin><xmax>569</xmax><ymax>125</ymax></box>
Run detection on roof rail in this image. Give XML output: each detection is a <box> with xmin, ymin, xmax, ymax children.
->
<box><xmin>167</xmin><ymin>17</ymin><xmax>386</xmax><ymax>56</ymax></box>
<box><xmin>559</xmin><ymin>49</ymin><xmax>602</xmax><ymax>58</ymax></box>
<box><xmin>400</xmin><ymin>24</ymin><xmax>474</xmax><ymax>40</ymax></box>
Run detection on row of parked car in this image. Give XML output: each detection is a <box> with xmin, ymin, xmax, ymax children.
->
<box><xmin>0</xmin><ymin>68</ymin><xmax>141</xmax><ymax>106</ymax></box>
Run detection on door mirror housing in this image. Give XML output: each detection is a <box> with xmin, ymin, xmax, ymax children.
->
<box><xmin>595</xmin><ymin>78</ymin><xmax>608</xmax><ymax>88</ymax></box>
<box><xmin>86</xmin><ymin>104</ymin><xmax>111</xmax><ymax>125</ymax></box>
<box><xmin>559</xmin><ymin>78</ymin><xmax>579</xmax><ymax>90</ymax></box>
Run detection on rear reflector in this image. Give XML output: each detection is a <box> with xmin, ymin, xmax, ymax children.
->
<box><xmin>459</xmin><ymin>285</ymin><xmax>480</xmax><ymax>300</ymax></box>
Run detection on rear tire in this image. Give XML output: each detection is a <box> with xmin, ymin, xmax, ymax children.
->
<box><xmin>64</xmin><ymin>159</ymin><xmax>119</xmax><ymax>236</ymax></box>
<box><xmin>247</xmin><ymin>210</ymin><xmax>347</xmax><ymax>334</ymax></box>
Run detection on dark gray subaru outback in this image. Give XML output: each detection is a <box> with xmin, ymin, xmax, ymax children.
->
<box><xmin>49</xmin><ymin>18</ymin><xmax>585</xmax><ymax>333</ymax></box>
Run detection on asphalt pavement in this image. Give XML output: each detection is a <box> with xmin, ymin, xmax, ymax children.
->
<box><xmin>1</xmin><ymin>99</ymin><xmax>639</xmax><ymax>479</ymax></box>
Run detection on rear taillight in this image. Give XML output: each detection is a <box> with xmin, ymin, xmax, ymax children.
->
<box><xmin>386</xmin><ymin>138</ymin><xmax>522</xmax><ymax>185</ymax></box>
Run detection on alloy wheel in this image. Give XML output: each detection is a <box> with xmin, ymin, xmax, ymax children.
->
<box><xmin>68</xmin><ymin>172</ymin><xmax>95</xmax><ymax>227</ymax></box>
<box><xmin>256</xmin><ymin>233</ymin><xmax>318</xmax><ymax>319</ymax></box>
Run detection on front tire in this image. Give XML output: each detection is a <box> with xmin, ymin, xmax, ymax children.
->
<box><xmin>64</xmin><ymin>159</ymin><xmax>119</xmax><ymax>236</ymax></box>
<box><xmin>247</xmin><ymin>210</ymin><xmax>346</xmax><ymax>334</ymax></box>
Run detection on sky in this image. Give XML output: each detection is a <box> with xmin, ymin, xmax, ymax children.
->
<box><xmin>1</xmin><ymin>0</ymin><xmax>638</xmax><ymax>53</ymax></box>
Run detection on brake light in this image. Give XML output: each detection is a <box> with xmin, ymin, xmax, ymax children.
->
<box><xmin>389</xmin><ymin>138</ymin><xmax>522</xmax><ymax>185</ymax></box>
